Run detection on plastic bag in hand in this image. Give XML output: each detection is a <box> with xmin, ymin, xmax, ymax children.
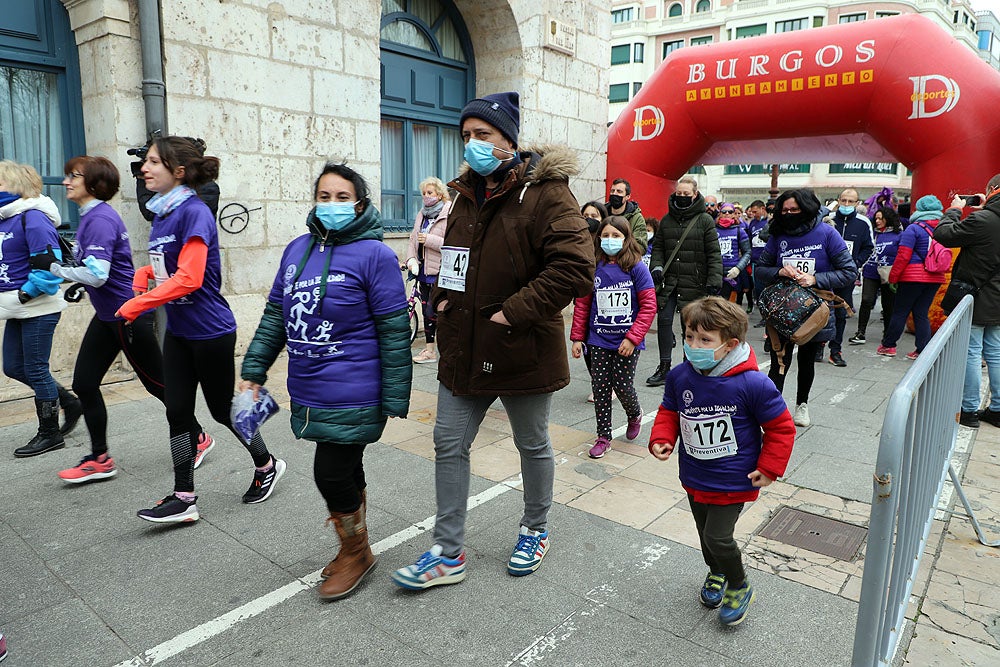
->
<box><xmin>230</xmin><ymin>387</ymin><xmax>280</xmax><ymax>444</ymax></box>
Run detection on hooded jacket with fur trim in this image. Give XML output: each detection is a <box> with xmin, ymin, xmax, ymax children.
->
<box><xmin>435</xmin><ymin>144</ymin><xmax>595</xmax><ymax>396</ymax></box>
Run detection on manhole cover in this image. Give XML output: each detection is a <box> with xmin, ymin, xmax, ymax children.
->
<box><xmin>758</xmin><ymin>506</ymin><xmax>867</xmax><ymax>560</ymax></box>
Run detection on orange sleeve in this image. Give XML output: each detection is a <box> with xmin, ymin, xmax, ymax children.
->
<box><xmin>132</xmin><ymin>265</ymin><xmax>155</xmax><ymax>294</ymax></box>
<box><xmin>648</xmin><ymin>405</ymin><xmax>680</xmax><ymax>449</ymax></box>
<box><xmin>756</xmin><ymin>409</ymin><xmax>797</xmax><ymax>481</ymax></box>
<box><xmin>117</xmin><ymin>239</ymin><xmax>208</xmax><ymax>322</ymax></box>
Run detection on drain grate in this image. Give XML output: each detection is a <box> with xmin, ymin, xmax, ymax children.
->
<box><xmin>758</xmin><ymin>506</ymin><xmax>867</xmax><ymax>560</ymax></box>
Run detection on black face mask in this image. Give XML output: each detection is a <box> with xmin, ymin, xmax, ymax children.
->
<box><xmin>608</xmin><ymin>194</ymin><xmax>625</xmax><ymax>210</ymax></box>
<box><xmin>587</xmin><ymin>217</ymin><xmax>600</xmax><ymax>234</ymax></box>
<box><xmin>671</xmin><ymin>194</ymin><xmax>693</xmax><ymax>209</ymax></box>
<box><xmin>780</xmin><ymin>211</ymin><xmax>811</xmax><ymax>228</ymax></box>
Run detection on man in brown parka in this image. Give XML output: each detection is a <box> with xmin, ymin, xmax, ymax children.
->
<box><xmin>392</xmin><ymin>92</ymin><xmax>595</xmax><ymax>590</ymax></box>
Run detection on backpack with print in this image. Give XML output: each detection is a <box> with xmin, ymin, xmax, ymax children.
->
<box><xmin>914</xmin><ymin>222</ymin><xmax>952</xmax><ymax>274</ymax></box>
<box><xmin>758</xmin><ymin>278</ymin><xmax>853</xmax><ymax>375</ymax></box>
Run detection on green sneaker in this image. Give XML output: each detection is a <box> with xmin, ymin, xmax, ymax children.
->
<box><xmin>699</xmin><ymin>573</ymin><xmax>727</xmax><ymax>608</ymax></box>
<box><xmin>719</xmin><ymin>582</ymin><xmax>755</xmax><ymax>626</ymax></box>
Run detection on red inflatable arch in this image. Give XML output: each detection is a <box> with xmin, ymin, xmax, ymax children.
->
<box><xmin>607</xmin><ymin>14</ymin><xmax>1000</xmax><ymax>217</ymax></box>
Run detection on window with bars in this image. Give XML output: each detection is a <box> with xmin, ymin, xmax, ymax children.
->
<box><xmin>662</xmin><ymin>40</ymin><xmax>683</xmax><ymax>59</ymax></box>
<box><xmin>612</xmin><ymin>8</ymin><xmax>634</xmax><ymax>24</ymax></box>
<box><xmin>775</xmin><ymin>18</ymin><xmax>807</xmax><ymax>32</ymax></box>
<box><xmin>839</xmin><ymin>13</ymin><xmax>866</xmax><ymax>24</ymax></box>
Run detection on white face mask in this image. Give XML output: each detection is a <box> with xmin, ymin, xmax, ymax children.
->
<box><xmin>646</xmin><ymin>231</ymin><xmax>654</xmax><ymax>241</ymax></box>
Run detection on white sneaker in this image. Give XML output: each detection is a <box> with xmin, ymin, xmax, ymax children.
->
<box><xmin>794</xmin><ymin>403</ymin><xmax>811</xmax><ymax>427</ymax></box>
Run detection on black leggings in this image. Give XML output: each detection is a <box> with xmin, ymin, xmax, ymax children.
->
<box><xmin>856</xmin><ymin>277</ymin><xmax>895</xmax><ymax>340</ymax></box>
<box><xmin>768</xmin><ymin>338</ymin><xmax>823</xmax><ymax>405</ymax></box>
<box><xmin>163</xmin><ymin>332</ymin><xmax>271</xmax><ymax>492</ymax></box>
<box><xmin>688</xmin><ymin>495</ymin><xmax>746</xmax><ymax>586</ymax></box>
<box><xmin>72</xmin><ymin>313</ymin><xmax>201</xmax><ymax>456</ymax></box>
<box><xmin>314</xmin><ymin>442</ymin><xmax>367</xmax><ymax>514</ymax></box>
<box><xmin>418</xmin><ymin>280</ymin><xmax>437</xmax><ymax>343</ymax></box>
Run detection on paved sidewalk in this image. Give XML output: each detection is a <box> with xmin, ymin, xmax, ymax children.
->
<box><xmin>0</xmin><ymin>315</ymin><xmax>998</xmax><ymax>666</ymax></box>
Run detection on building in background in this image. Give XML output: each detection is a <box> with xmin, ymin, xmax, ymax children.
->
<box><xmin>609</xmin><ymin>0</ymin><xmax>990</xmax><ymax>204</ymax></box>
<box><xmin>0</xmin><ymin>0</ymin><xmax>611</xmax><ymax>397</ymax></box>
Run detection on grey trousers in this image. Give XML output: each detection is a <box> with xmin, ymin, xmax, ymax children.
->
<box><xmin>432</xmin><ymin>383</ymin><xmax>555</xmax><ymax>557</ymax></box>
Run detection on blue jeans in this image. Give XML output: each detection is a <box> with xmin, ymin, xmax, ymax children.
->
<box><xmin>881</xmin><ymin>282</ymin><xmax>940</xmax><ymax>352</ymax></box>
<box><xmin>963</xmin><ymin>324</ymin><xmax>1000</xmax><ymax>412</ymax></box>
<box><xmin>432</xmin><ymin>384</ymin><xmax>554</xmax><ymax>557</ymax></box>
<box><xmin>2</xmin><ymin>313</ymin><xmax>61</xmax><ymax>401</ymax></box>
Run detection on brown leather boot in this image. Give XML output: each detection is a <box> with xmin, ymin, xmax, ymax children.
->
<box><xmin>321</xmin><ymin>489</ymin><xmax>366</xmax><ymax>580</ymax></box>
<box><xmin>317</xmin><ymin>507</ymin><xmax>376</xmax><ymax>600</ymax></box>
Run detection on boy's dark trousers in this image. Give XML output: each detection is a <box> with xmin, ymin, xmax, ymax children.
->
<box><xmin>688</xmin><ymin>495</ymin><xmax>746</xmax><ymax>586</ymax></box>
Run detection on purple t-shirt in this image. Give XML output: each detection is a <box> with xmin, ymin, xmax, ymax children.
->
<box><xmin>76</xmin><ymin>201</ymin><xmax>136</xmax><ymax>321</ymax></box>
<box><xmin>716</xmin><ymin>224</ymin><xmax>748</xmax><ymax>269</ymax></box>
<box><xmin>762</xmin><ymin>222</ymin><xmax>848</xmax><ymax>276</ymax></box>
<box><xmin>0</xmin><ymin>209</ymin><xmax>61</xmax><ymax>293</ymax></box>
<box><xmin>268</xmin><ymin>236</ymin><xmax>407</xmax><ymax>409</ymax></box>
<box><xmin>746</xmin><ymin>217</ymin><xmax>768</xmax><ymax>263</ymax></box>
<box><xmin>863</xmin><ymin>229</ymin><xmax>901</xmax><ymax>281</ymax></box>
<box><xmin>148</xmin><ymin>195</ymin><xmax>236</xmax><ymax>339</ymax></box>
<box><xmin>586</xmin><ymin>259</ymin><xmax>655</xmax><ymax>351</ymax></box>
<box><xmin>662</xmin><ymin>361</ymin><xmax>788</xmax><ymax>493</ymax></box>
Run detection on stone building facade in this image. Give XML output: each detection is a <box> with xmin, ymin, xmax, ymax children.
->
<box><xmin>0</xmin><ymin>0</ymin><xmax>611</xmax><ymax>398</ymax></box>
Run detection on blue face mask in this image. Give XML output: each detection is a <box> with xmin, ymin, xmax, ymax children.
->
<box><xmin>683</xmin><ymin>341</ymin><xmax>727</xmax><ymax>371</ymax></box>
<box><xmin>315</xmin><ymin>201</ymin><xmax>358</xmax><ymax>231</ymax></box>
<box><xmin>600</xmin><ymin>237</ymin><xmax>624</xmax><ymax>256</ymax></box>
<box><xmin>838</xmin><ymin>205</ymin><xmax>855</xmax><ymax>215</ymax></box>
<box><xmin>464</xmin><ymin>138</ymin><xmax>513</xmax><ymax>176</ymax></box>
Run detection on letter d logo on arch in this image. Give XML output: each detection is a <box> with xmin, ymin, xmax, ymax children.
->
<box><xmin>908</xmin><ymin>75</ymin><xmax>960</xmax><ymax>120</ymax></box>
<box><xmin>632</xmin><ymin>105</ymin><xmax>665</xmax><ymax>141</ymax></box>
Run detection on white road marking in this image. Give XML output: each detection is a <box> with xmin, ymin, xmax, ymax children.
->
<box><xmin>505</xmin><ymin>584</ymin><xmax>614</xmax><ymax>666</ymax></box>
<box><xmin>828</xmin><ymin>383</ymin><xmax>860</xmax><ymax>405</ymax></box>
<box><xmin>112</xmin><ymin>474</ymin><xmax>523</xmax><ymax>667</ymax></box>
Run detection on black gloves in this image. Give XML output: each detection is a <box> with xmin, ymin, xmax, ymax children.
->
<box><xmin>64</xmin><ymin>283</ymin><xmax>86</xmax><ymax>303</ymax></box>
<box><xmin>17</xmin><ymin>289</ymin><xmax>32</xmax><ymax>304</ymax></box>
<box><xmin>28</xmin><ymin>244</ymin><xmax>60</xmax><ymax>271</ymax></box>
<box><xmin>651</xmin><ymin>267</ymin><xmax>663</xmax><ymax>284</ymax></box>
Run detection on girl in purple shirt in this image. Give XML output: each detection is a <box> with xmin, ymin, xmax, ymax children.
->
<box><xmin>36</xmin><ymin>156</ymin><xmax>212</xmax><ymax>485</ymax></box>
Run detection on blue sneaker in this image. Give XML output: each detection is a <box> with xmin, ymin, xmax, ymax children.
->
<box><xmin>699</xmin><ymin>572</ymin><xmax>727</xmax><ymax>608</ymax></box>
<box><xmin>391</xmin><ymin>544</ymin><xmax>466</xmax><ymax>590</ymax></box>
<box><xmin>719</xmin><ymin>582</ymin><xmax>755</xmax><ymax>626</ymax></box>
<box><xmin>508</xmin><ymin>526</ymin><xmax>549</xmax><ymax>576</ymax></box>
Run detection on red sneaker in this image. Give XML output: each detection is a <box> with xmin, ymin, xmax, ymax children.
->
<box><xmin>876</xmin><ymin>345</ymin><xmax>897</xmax><ymax>357</ymax></box>
<box><xmin>906</xmin><ymin>350</ymin><xmax>919</xmax><ymax>361</ymax></box>
<box><xmin>58</xmin><ymin>454</ymin><xmax>117</xmax><ymax>484</ymax></box>
<box><xmin>194</xmin><ymin>433</ymin><xmax>215</xmax><ymax>469</ymax></box>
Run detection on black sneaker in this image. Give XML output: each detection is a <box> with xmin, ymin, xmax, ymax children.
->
<box><xmin>829</xmin><ymin>351</ymin><xmax>847</xmax><ymax>367</ymax></box>
<box><xmin>243</xmin><ymin>458</ymin><xmax>286</xmax><ymax>504</ymax></box>
<box><xmin>979</xmin><ymin>409</ymin><xmax>1000</xmax><ymax>428</ymax></box>
<box><xmin>848</xmin><ymin>334</ymin><xmax>866</xmax><ymax>345</ymax></box>
<box><xmin>814</xmin><ymin>343</ymin><xmax>825</xmax><ymax>363</ymax></box>
<box><xmin>960</xmin><ymin>411</ymin><xmax>981</xmax><ymax>428</ymax></box>
<box><xmin>137</xmin><ymin>494</ymin><xmax>199</xmax><ymax>523</ymax></box>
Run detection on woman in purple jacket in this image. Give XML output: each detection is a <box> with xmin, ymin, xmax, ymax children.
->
<box><xmin>850</xmin><ymin>207</ymin><xmax>901</xmax><ymax>346</ymax></box>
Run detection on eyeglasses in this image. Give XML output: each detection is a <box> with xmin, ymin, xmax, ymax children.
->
<box><xmin>781</xmin><ymin>206</ymin><xmax>801</xmax><ymax>214</ymax></box>
<box><xmin>69</xmin><ymin>172</ymin><xmax>84</xmax><ymax>179</ymax></box>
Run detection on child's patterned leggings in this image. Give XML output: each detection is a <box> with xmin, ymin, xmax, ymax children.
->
<box><xmin>589</xmin><ymin>345</ymin><xmax>642</xmax><ymax>438</ymax></box>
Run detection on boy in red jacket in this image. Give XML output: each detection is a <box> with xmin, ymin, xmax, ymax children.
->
<box><xmin>649</xmin><ymin>297</ymin><xmax>795</xmax><ymax>626</ymax></box>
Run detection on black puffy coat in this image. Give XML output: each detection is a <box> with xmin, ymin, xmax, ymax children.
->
<box><xmin>934</xmin><ymin>196</ymin><xmax>1000</xmax><ymax>326</ymax></box>
<box><xmin>649</xmin><ymin>194</ymin><xmax>723</xmax><ymax>308</ymax></box>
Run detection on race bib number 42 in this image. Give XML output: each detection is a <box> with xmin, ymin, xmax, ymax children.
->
<box><xmin>679</xmin><ymin>413</ymin><xmax>738</xmax><ymax>460</ymax></box>
<box><xmin>438</xmin><ymin>246</ymin><xmax>470</xmax><ymax>292</ymax></box>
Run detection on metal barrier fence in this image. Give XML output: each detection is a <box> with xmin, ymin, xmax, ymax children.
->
<box><xmin>851</xmin><ymin>295</ymin><xmax>974</xmax><ymax>667</ymax></box>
